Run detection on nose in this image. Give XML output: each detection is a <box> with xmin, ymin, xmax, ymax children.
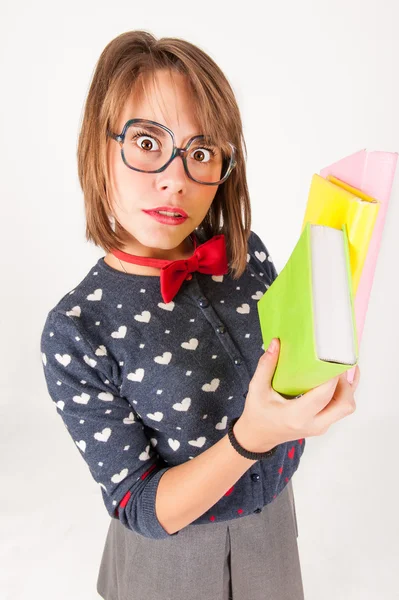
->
<box><xmin>156</xmin><ymin>151</ymin><xmax>188</xmax><ymax>193</ymax></box>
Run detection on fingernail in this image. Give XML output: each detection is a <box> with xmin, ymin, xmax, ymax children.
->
<box><xmin>267</xmin><ymin>338</ymin><xmax>277</xmax><ymax>354</ymax></box>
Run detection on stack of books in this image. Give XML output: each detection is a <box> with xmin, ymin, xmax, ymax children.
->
<box><xmin>257</xmin><ymin>149</ymin><xmax>398</xmax><ymax>397</ymax></box>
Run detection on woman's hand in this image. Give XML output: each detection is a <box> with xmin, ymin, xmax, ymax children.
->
<box><xmin>235</xmin><ymin>339</ymin><xmax>361</xmax><ymax>453</ymax></box>
<box><xmin>311</xmin><ymin>365</ymin><xmax>360</xmax><ymax>432</ymax></box>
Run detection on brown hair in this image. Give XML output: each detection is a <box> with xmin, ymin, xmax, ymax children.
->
<box><xmin>77</xmin><ymin>30</ymin><xmax>252</xmax><ymax>278</ymax></box>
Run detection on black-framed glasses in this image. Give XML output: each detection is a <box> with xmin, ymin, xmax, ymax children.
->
<box><xmin>106</xmin><ymin>118</ymin><xmax>237</xmax><ymax>185</ymax></box>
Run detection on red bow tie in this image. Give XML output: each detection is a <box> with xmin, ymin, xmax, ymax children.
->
<box><xmin>111</xmin><ymin>233</ymin><xmax>229</xmax><ymax>303</ymax></box>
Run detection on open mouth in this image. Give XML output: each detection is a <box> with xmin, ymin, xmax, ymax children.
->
<box><xmin>144</xmin><ymin>210</ymin><xmax>188</xmax><ymax>224</ymax></box>
<box><xmin>154</xmin><ymin>210</ymin><xmax>185</xmax><ymax>217</ymax></box>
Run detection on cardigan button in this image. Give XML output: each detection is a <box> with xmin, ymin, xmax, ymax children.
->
<box><xmin>251</xmin><ymin>473</ymin><xmax>260</xmax><ymax>482</ymax></box>
<box><xmin>234</xmin><ymin>357</ymin><xmax>242</xmax><ymax>366</ymax></box>
<box><xmin>198</xmin><ymin>297</ymin><xmax>209</xmax><ymax>308</ymax></box>
<box><xmin>254</xmin><ymin>508</ymin><xmax>262</xmax><ymax>513</ymax></box>
<box><xmin>216</xmin><ymin>325</ymin><xmax>226</xmax><ymax>334</ymax></box>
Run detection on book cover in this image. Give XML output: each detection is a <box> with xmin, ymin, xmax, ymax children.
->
<box><xmin>320</xmin><ymin>149</ymin><xmax>398</xmax><ymax>383</ymax></box>
<box><xmin>301</xmin><ymin>173</ymin><xmax>380</xmax><ymax>296</ymax></box>
<box><xmin>257</xmin><ymin>222</ymin><xmax>358</xmax><ymax>397</ymax></box>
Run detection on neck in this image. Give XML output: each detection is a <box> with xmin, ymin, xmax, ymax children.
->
<box><xmin>123</xmin><ymin>231</ymin><xmax>196</xmax><ymax>259</ymax></box>
<box><xmin>103</xmin><ymin>233</ymin><xmax>197</xmax><ymax>276</ymax></box>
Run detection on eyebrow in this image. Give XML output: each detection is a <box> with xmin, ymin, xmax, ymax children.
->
<box><xmin>138</xmin><ymin>124</ymin><xmax>168</xmax><ymax>138</ymax></box>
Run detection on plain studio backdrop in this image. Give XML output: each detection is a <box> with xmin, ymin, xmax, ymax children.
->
<box><xmin>1</xmin><ymin>1</ymin><xmax>398</xmax><ymax>598</ymax></box>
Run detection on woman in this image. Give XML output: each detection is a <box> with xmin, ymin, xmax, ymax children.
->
<box><xmin>40</xmin><ymin>30</ymin><xmax>359</xmax><ymax>600</ymax></box>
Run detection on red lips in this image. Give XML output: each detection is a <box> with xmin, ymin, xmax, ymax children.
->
<box><xmin>144</xmin><ymin>205</ymin><xmax>188</xmax><ymax>217</ymax></box>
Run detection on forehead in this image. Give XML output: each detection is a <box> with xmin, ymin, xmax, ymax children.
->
<box><xmin>118</xmin><ymin>70</ymin><xmax>201</xmax><ymax>134</ymax></box>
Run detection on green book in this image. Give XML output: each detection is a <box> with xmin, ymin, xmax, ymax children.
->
<box><xmin>257</xmin><ymin>222</ymin><xmax>359</xmax><ymax>398</ymax></box>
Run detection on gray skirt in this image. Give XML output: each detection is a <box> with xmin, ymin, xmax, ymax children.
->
<box><xmin>97</xmin><ymin>479</ymin><xmax>304</xmax><ymax>600</ymax></box>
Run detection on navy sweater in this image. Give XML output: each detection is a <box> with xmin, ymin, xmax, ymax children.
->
<box><xmin>40</xmin><ymin>229</ymin><xmax>305</xmax><ymax>540</ymax></box>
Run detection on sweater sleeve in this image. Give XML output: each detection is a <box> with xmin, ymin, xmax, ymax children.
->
<box><xmin>248</xmin><ymin>229</ymin><xmax>279</xmax><ymax>284</ymax></box>
<box><xmin>40</xmin><ymin>309</ymin><xmax>178</xmax><ymax>540</ymax></box>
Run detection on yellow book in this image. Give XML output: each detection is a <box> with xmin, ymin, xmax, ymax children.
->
<box><xmin>301</xmin><ymin>174</ymin><xmax>380</xmax><ymax>294</ymax></box>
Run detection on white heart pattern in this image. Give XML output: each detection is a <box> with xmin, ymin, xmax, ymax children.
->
<box><xmin>236</xmin><ymin>303</ymin><xmax>250</xmax><ymax>314</ymax></box>
<box><xmin>202</xmin><ymin>378</ymin><xmax>220</xmax><ymax>392</ymax></box>
<box><xmin>94</xmin><ymin>428</ymin><xmax>111</xmax><ymax>442</ymax></box>
<box><xmin>98</xmin><ymin>392</ymin><xmax>114</xmax><ymax>402</ymax></box>
<box><xmin>56</xmin><ymin>400</ymin><xmax>65</xmax><ymax>410</ymax></box>
<box><xmin>172</xmin><ymin>397</ymin><xmax>191</xmax><ymax>411</ymax></box>
<box><xmin>95</xmin><ymin>345</ymin><xmax>107</xmax><ymax>356</ymax></box>
<box><xmin>188</xmin><ymin>437</ymin><xmax>206</xmax><ymax>448</ymax></box>
<box><xmin>87</xmin><ymin>289</ymin><xmax>103</xmax><ymax>301</ymax></box>
<box><xmin>66</xmin><ymin>306</ymin><xmax>81</xmax><ymax>318</ymax></box>
<box><xmin>73</xmin><ymin>392</ymin><xmax>90</xmax><ymax>404</ymax></box>
<box><xmin>76</xmin><ymin>440</ymin><xmax>86</xmax><ymax>452</ymax></box>
<box><xmin>111</xmin><ymin>468</ymin><xmax>128</xmax><ymax>483</ymax></box>
<box><xmin>181</xmin><ymin>338</ymin><xmax>198</xmax><ymax>350</ymax></box>
<box><xmin>139</xmin><ymin>445</ymin><xmax>151</xmax><ymax>460</ymax></box>
<box><xmin>154</xmin><ymin>352</ymin><xmax>172</xmax><ymax>365</ymax></box>
<box><xmin>55</xmin><ymin>353</ymin><xmax>71</xmax><ymax>367</ymax></box>
<box><xmin>111</xmin><ymin>325</ymin><xmax>127</xmax><ymax>338</ymax></box>
<box><xmin>158</xmin><ymin>301</ymin><xmax>175</xmax><ymax>311</ymax></box>
<box><xmin>127</xmin><ymin>368</ymin><xmax>144</xmax><ymax>382</ymax></box>
<box><xmin>134</xmin><ymin>311</ymin><xmax>151</xmax><ymax>323</ymax></box>
<box><xmin>255</xmin><ymin>251</ymin><xmax>266</xmax><ymax>262</ymax></box>
<box><xmin>215</xmin><ymin>416</ymin><xmax>228</xmax><ymax>430</ymax></box>
<box><xmin>251</xmin><ymin>291</ymin><xmax>263</xmax><ymax>300</ymax></box>
<box><xmin>83</xmin><ymin>355</ymin><xmax>97</xmax><ymax>368</ymax></box>
<box><xmin>123</xmin><ymin>412</ymin><xmax>136</xmax><ymax>424</ymax></box>
<box><xmin>147</xmin><ymin>412</ymin><xmax>163</xmax><ymax>422</ymax></box>
<box><xmin>168</xmin><ymin>439</ymin><xmax>180</xmax><ymax>451</ymax></box>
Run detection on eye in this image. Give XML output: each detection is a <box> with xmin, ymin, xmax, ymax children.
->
<box><xmin>190</xmin><ymin>146</ymin><xmax>216</xmax><ymax>163</ymax></box>
<box><xmin>130</xmin><ymin>131</ymin><xmax>161</xmax><ymax>152</ymax></box>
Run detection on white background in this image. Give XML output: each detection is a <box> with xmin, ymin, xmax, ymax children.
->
<box><xmin>1</xmin><ymin>0</ymin><xmax>398</xmax><ymax>598</ymax></box>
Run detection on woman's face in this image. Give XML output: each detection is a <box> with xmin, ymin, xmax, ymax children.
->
<box><xmin>106</xmin><ymin>70</ymin><xmax>220</xmax><ymax>259</ymax></box>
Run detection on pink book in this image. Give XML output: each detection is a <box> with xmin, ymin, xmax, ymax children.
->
<box><xmin>320</xmin><ymin>149</ymin><xmax>398</xmax><ymax>383</ymax></box>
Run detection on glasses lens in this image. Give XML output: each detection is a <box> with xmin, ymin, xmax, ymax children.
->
<box><xmin>185</xmin><ymin>137</ymin><xmax>234</xmax><ymax>184</ymax></box>
<box><xmin>123</xmin><ymin>121</ymin><xmax>174</xmax><ymax>172</ymax></box>
<box><xmin>122</xmin><ymin>122</ymin><xmax>234</xmax><ymax>184</ymax></box>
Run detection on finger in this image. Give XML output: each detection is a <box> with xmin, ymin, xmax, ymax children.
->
<box><xmin>350</xmin><ymin>365</ymin><xmax>361</xmax><ymax>393</ymax></box>
<box><xmin>299</xmin><ymin>375</ymin><xmax>339</xmax><ymax>417</ymax></box>
<box><xmin>338</xmin><ymin>370</ymin><xmax>352</xmax><ymax>389</ymax></box>
<box><xmin>311</xmin><ymin>379</ymin><xmax>354</xmax><ymax>431</ymax></box>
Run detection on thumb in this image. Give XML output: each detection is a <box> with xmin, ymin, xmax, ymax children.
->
<box><xmin>259</xmin><ymin>337</ymin><xmax>280</xmax><ymax>380</ymax></box>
